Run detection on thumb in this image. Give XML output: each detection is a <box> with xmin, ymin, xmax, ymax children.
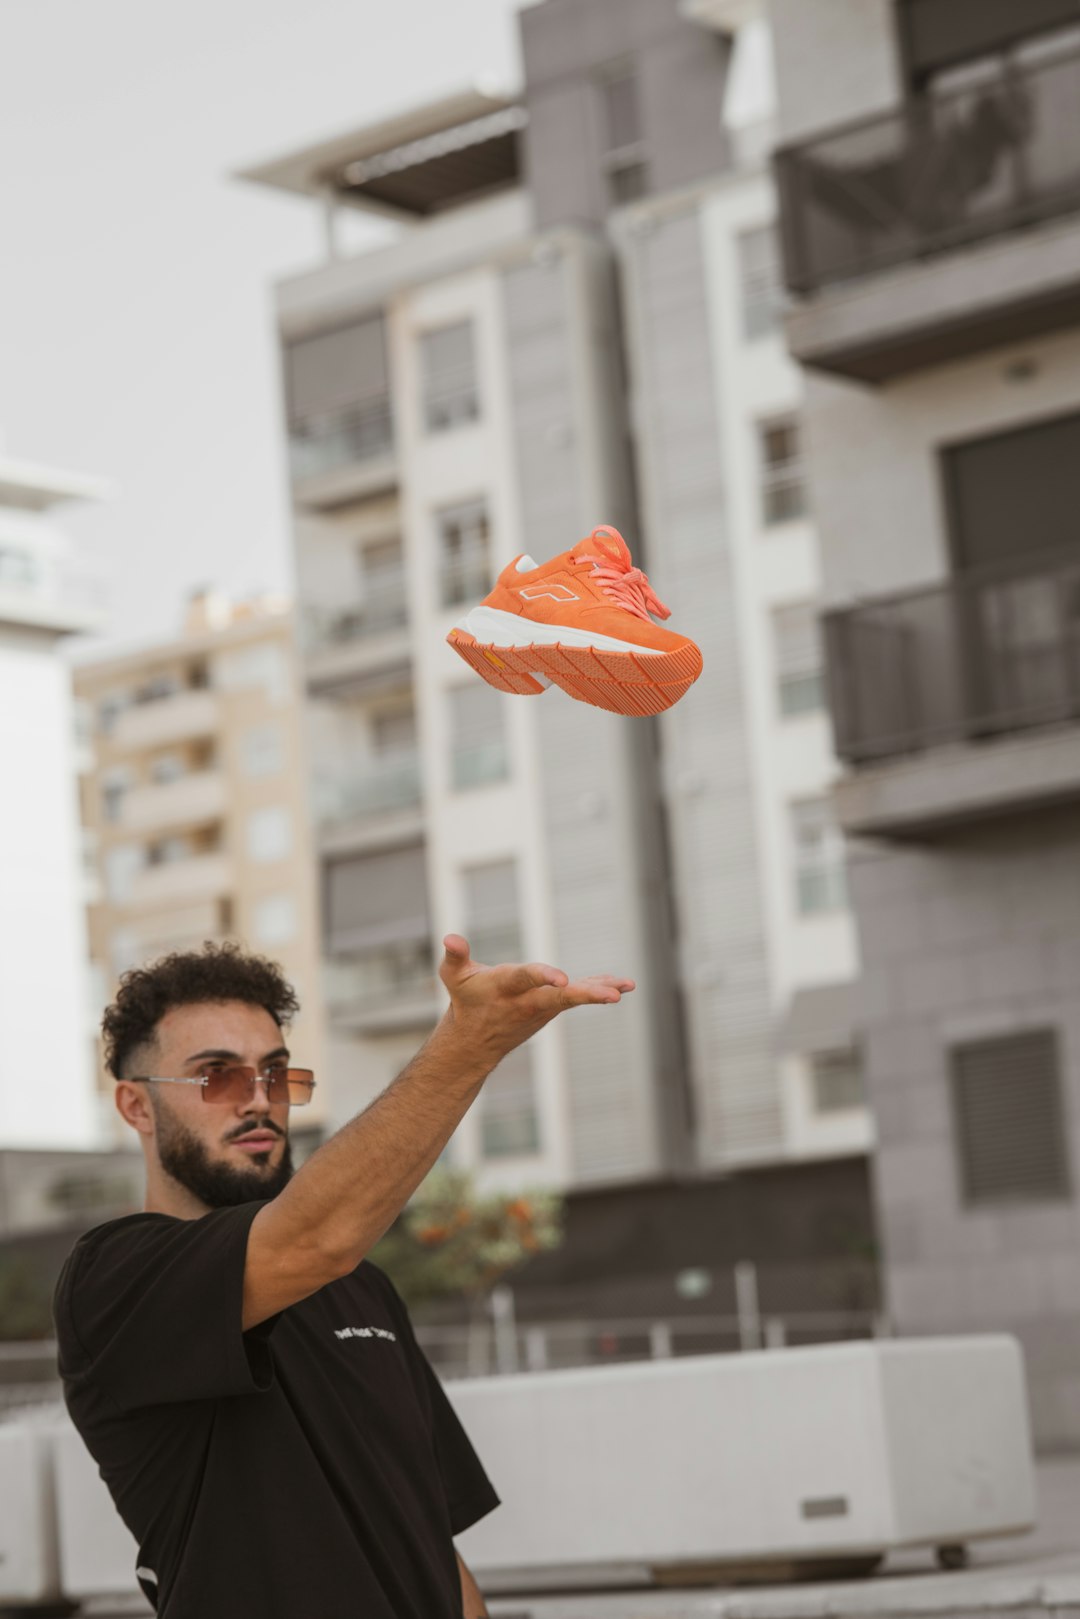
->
<box><xmin>442</xmin><ymin>934</ymin><xmax>471</xmax><ymax>966</ymax></box>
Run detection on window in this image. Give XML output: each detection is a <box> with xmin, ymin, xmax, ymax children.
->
<box><xmin>759</xmin><ymin>417</ymin><xmax>807</xmax><ymax>526</ymax></box>
<box><xmin>462</xmin><ymin>859</ymin><xmax>522</xmax><ymax>966</ymax></box>
<box><xmin>773</xmin><ymin>602</ymin><xmax>825</xmax><ymax>718</ymax></box>
<box><xmin>149</xmin><ymin>753</ymin><xmax>185</xmax><ymax>785</ymax></box>
<box><xmin>950</xmin><ymin>1030</ymin><xmax>1071</xmax><ymax>1207</ymax></box>
<box><xmin>599</xmin><ymin>63</ymin><xmax>649</xmax><ymax>206</ymax></box>
<box><xmin>359</xmin><ymin>538</ymin><xmax>408</xmax><ymax>633</ymax></box>
<box><xmin>791</xmin><ymin>798</ymin><xmax>847</xmax><ymax>916</ymax></box>
<box><xmin>147</xmin><ymin>836</ymin><xmax>193</xmax><ymax>865</ymax></box>
<box><xmin>480</xmin><ymin>1045</ymin><xmax>541</xmax><ymax>1158</ymax></box>
<box><xmin>241</xmin><ymin>724</ymin><xmax>284</xmax><ymax>779</ymax></box>
<box><xmin>215</xmin><ymin>642</ymin><xmax>287</xmax><ymax>704</ymax></box>
<box><xmin>0</xmin><ymin>546</ymin><xmax>39</xmax><ymax>588</ymax></box>
<box><xmin>325</xmin><ymin>843</ymin><xmax>429</xmax><ymax>955</ymax></box>
<box><xmin>448</xmin><ymin>683</ymin><xmax>509</xmax><ymax>790</ymax></box>
<box><xmin>371</xmin><ymin>705</ymin><xmax>417</xmax><ymax>755</ymax></box>
<box><xmin>247</xmin><ymin>806</ymin><xmax>292</xmax><ymax>864</ymax></box>
<box><xmin>810</xmin><ymin>1049</ymin><xmax>865</xmax><ymax>1114</ymax></box>
<box><xmin>420</xmin><ymin>321</ymin><xmax>479</xmax><ymax>432</ymax></box>
<box><xmin>110</xmin><ymin>927</ymin><xmax>140</xmax><ymax>978</ymax></box>
<box><xmin>737</xmin><ymin>225</ymin><xmax>784</xmax><ymax>340</ymax></box>
<box><xmin>254</xmin><ymin>893</ymin><xmax>297</xmax><ymax>946</ymax></box>
<box><xmin>437</xmin><ymin>499</ymin><xmax>491</xmax><ymax>608</ymax></box>
<box><xmin>602</xmin><ymin>66</ymin><xmax>643</xmax><ymax>151</ymax></box>
<box><xmin>285</xmin><ymin>314</ymin><xmax>393</xmax><ymax>479</ymax></box>
<box><xmin>98</xmin><ymin>693</ymin><xmax>129</xmax><ymax>735</ymax></box>
<box><xmin>101</xmin><ymin>766</ymin><xmax>134</xmax><ymax>824</ymax></box>
<box><xmin>105</xmin><ymin>844</ymin><xmax>143</xmax><ymax>905</ymax></box>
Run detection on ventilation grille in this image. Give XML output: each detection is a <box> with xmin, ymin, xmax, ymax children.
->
<box><xmin>950</xmin><ymin>1030</ymin><xmax>1071</xmax><ymax>1207</ymax></box>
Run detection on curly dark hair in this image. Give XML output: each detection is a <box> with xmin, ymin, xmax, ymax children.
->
<box><xmin>102</xmin><ymin>940</ymin><xmax>301</xmax><ymax>1080</ymax></box>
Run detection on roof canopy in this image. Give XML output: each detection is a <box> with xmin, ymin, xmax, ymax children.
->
<box><xmin>238</xmin><ymin>88</ymin><xmax>525</xmax><ymax>219</ymax></box>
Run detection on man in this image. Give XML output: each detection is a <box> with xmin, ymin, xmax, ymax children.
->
<box><xmin>54</xmin><ymin>934</ymin><xmax>634</xmax><ymax>1618</ymax></box>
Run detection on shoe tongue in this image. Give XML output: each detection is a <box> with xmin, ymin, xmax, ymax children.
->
<box><xmin>514</xmin><ymin>554</ymin><xmax>539</xmax><ymax>573</ymax></box>
<box><xmin>574</xmin><ymin>525</ymin><xmax>632</xmax><ymax>569</ymax></box>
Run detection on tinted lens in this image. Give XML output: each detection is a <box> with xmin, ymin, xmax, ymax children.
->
<box><xmin>200</xmin><ymin>1066</ymin><xmax>314</xmax><ymax>1105</ymax></box>
<box><xmin>283</xmin><ymin>1069</ymin><xmax>315</xmax><ymax>1106</ymax></box>
<box><xmin>201</xmin><ymin>1066</ymin><xmax>256</xmax><ymax>1103</ymax></box>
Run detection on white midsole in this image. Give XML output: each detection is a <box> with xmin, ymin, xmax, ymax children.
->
<box><xmin>454</xmin><ymin>604</ymin><xmax>664</xmax><ymax>655</ymax></box>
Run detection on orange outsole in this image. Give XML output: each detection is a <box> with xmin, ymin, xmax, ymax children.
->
<box><xmin>446</xmin><ymin>629</ymin><xmax>702</xmax><ymax>716</ymax></box>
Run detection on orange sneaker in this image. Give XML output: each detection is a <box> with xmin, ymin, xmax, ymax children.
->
<box><xmin>446</xmin><ymin>526</ymin><xmax>702</xmax><ymax>716</ymax></box>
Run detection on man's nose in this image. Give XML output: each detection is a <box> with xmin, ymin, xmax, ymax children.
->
<box><xmin>240</xmin><ymin>1077</ymin><xmax>274</xmax><ymax>1116</ymax></box>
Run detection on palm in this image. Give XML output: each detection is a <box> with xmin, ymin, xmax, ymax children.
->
<box><xmin>440</xmin><ymin>933</ymin><xmax>634</xmax><ymax>1015</ymax></box>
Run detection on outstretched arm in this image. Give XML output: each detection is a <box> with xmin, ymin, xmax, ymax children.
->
<box><xmin>242</xmin><ymin>934</ymin><xmax>634</xmax><ymax>1329</ymax></box>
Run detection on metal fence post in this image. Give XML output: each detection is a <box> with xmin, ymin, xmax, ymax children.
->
<box><xmin>491</xmin><ymin>1284</ymin><xmax>519</xmax><ymax>1375</ymax></box>
<box><xmin>735</xmin><ymin>1261</ymin><xmax>762</xmax><ymax>1351</ymax></box>
<box><xmin>649</xmin><ymin>1322</ymin><xmax>673</xmax><ymax>1359</ymax></box>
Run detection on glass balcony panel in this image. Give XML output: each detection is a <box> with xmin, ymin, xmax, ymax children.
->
<box><xmin>826</xmin><ymin>550</ymin><xmax>1080</xmax><ymax>762</ymax></box>
<box><xmin>289</xmin><ymin>397</ymin><xmax>394</xmax><ymax>482</ymax></box>
<box><xmin>325</xmin><ymin>943</ymin><xmax>435</xmax><ymax>1015</ymax></box>
<box><xmin>315</xmin><ymin>754</ymin><xmax>422</xmax><ymax>826</ymax></box>
<box><xmin>305</xmin><ymin>578</ymin><xmax>408</xmax><ymax>654</ymax></box>
<box><xmin>451</xmin><ymin>740</ymin><xmax>510</xmax><ymax>790</ymax></box>
<box><xmin>777</xmin><ymin>44</ymin><xmax>1080</xmax><ymax>293</ymax></box>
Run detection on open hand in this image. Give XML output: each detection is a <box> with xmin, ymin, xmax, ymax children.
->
<box><xmin>438</xmin><ymin>934</ymin><xmax>635</xmax><ymax>1066</ymax></box>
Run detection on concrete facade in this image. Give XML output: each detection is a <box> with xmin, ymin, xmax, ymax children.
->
<box><xmin>74</xmin><ymin>593</ymin><xmax>328</xmax><ymax>1142</ymax></box>
<box><xmin>768</xmin><ymin>0</ymin><xmax>1080</xmax><ymax>1446</ymax></box>
<box><xmin>850</xmin><ymin>808</ymin><xmax>1080</xmax><ymax>1449</ymax></box>
<box><xmin>243</xmin><ymin>0</ymin><xmax>872</xmax><ymax>1229</ymax></box>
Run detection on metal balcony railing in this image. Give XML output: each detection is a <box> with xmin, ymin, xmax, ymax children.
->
<box><xmin>305</xmin><ymin>579</ymin><xmax>409</xmax><ymax>653</ymax></box>
<box><xmin>324</xmin><ymin>944</ymin><xmax>436</xmax><ymax>1017</ymax></box>
<box><xmin>315</xmin><ymin>755</ymin><xmax>423</xmax><ymax>825</ymax></box>
<box><xmin>825</xmin><ymin>549</ymin><xmax>1080</xmax><ymax>764</ymax></box>
<box><xmin>439</xmin><ymin>552</ymin><xmax>491</xmax><ymax>610</ymax></box>
<box><xmin>775</xmin><ymin>45</ymin><xmax>1080</xmax><ymax>294</ymax></box>
<box><xmin>288</xmin><ymin>397</ymin><xmax>394</xmax><ymax>481</ymax></box>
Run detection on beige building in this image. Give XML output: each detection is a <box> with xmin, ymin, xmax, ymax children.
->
<box><xmin>74</xmin><ymin>589</ymin><xmax>328</xmax><ymax>1148</ymax></box>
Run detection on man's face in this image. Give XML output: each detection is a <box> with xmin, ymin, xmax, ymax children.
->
<box><xmin>137</xmin><ymin>1000</ymin><xmax>295</xmax><ymax>1209</ymax></box>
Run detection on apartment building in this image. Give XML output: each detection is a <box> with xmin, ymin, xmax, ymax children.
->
<box><xmin>0</xmin><ymin>455</ymin><xmax>108</xmax><ymax>1149</ymax></box>
<box><xmin>74</xmin><ymin>591</ymin><xmax>327</xmax><ymax>1148</ymax></box>
<box><xmin>768</xmin><ymin>0</ymin><xmax>1080</xmax><ymax>1444</ymax></box>
<box><xmin>239</xmin><ymin>0</ymin><xmax>875</xmax><ymax>1299</ymax></box>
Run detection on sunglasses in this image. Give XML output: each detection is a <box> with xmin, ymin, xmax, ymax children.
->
<box><xmin>129</xmin><ymin>1065</ymin><xmax>316</xmax><ymax>1106</ymax></box>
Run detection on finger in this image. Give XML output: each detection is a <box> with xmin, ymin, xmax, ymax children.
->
<box><xmin>556</xmin><ymin>980</ymin><xmax>631</xmax><ymax>1008</ymax></box>
<box><xmin>439</xmin><ymin>936</ymin><xmax>474</xmax><ymax>986</ymax></box>
<box><xmin>499</xmin><ymin>961</ymin><xmax>570</xmax><ymax>995</ymax></box>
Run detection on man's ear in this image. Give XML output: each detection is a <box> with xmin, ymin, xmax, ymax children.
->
<box><xmin>115</xmin><ymin>1081</ymin><xmax>154</xmax><ymax>1137</ymax></box>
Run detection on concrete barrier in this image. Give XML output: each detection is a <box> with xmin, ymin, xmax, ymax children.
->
<box><xmin>452</xmin><ymin>1336</ymin><xmax>1037</xmax><ymax>1591</ymax></box>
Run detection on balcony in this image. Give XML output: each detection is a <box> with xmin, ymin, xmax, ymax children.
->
<box><xmin>775</xmin><ymin>47</ymin><xmax>1080</xmax><ymax>380</ymax></box>
<box><xmin>315</xmin><ymin>754</ymin><xmax>423</xmax><ymax>833</ymax></box>
<box><xmin>825</xmin><ymin>550</ymin><xmax>1080</xmax><ymax>836</ymax></box>
<box><xmin>119</xmin><ymin>769</ymin><xmax>226</xmax><ymax>835</ymax></box>
<box><xmin>303</xmin><ymin>592</ymin><xmax>411</xmax><ymax>696</ymax></box>
<box><xmin>110</xmin><ymin>688</ymin><xmax>219</xmax><ymax>752</ymax></box>
<box><xmin>289</xmin><ymin>399</ymin><xmax>396</xmax><ymax>510</ymax></box>
<box><xmin>127</xmin><ymin>851</ymin><xmax>233</xmax><ymax>911</ymax></box>
<box><xmin>324</xmin><ymin>944</ymin><xmax>439</xmax><ymax>1035</ymax></box>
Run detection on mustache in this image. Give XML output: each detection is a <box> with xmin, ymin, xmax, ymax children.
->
<box><xmin>226</xmin><ymin>1122</ymin><xmax>286</xmax><ymax>1143</ymax></box>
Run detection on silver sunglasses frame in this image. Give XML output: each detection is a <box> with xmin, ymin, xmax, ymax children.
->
<box><xmin>130</xmin><ymin>1070</ymin><xmax>317</xmax><ymax>1105</ymax></box>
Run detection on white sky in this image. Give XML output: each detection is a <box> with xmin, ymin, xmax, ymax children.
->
<box><xmin>0</xmin><ymin>0</ymin><xmax>525</xmax><ymax>649</ymax></box>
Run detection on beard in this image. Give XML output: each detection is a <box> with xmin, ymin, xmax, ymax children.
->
<box><xmin>154</xmin><ymin>1105</ymin><xmax>294</xmax><ymax>1209</ymax></box>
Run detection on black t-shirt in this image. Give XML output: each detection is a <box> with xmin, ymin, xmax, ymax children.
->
<box><xmin>53</xmin><ymin>1201</ymin><xmax>499</xmax><ymax>1618</ymax></box>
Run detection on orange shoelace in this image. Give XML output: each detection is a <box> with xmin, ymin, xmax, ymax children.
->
<box><xmin>571</xmin><ymin>552</ymin><xmax>671</xmax><ymax>624</ymax></box>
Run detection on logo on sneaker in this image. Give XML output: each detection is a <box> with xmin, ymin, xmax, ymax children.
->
<box><xmin>518</xmin><ymin>583</ymin><xmax>580</xmax><ymax>603</ymax></box>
